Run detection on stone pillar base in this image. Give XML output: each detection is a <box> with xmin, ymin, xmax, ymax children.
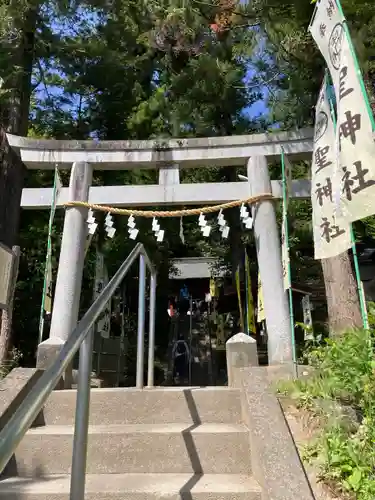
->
<box><xmin>226</xmin><ymin>333</ymin><xmax>258</xmax><ymax>387</ymax></box>
<box><xmin>36</xmin><ymin>337</ymin><xmax>72</xmax><ymax>389</ymax></box>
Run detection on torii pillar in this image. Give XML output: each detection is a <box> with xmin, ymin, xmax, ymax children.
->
<box><xmin>247</xmin><ymin>156</ymin><xmax>293</xmax><ymax>366</ymax></box>
<box><xmin>36</xmin><ymin>162</ymin><xmax>92</xmax><ymax>387</ymax></box>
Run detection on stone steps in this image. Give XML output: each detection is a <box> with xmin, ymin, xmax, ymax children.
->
<box><xmin>40</xmin><ymin>387</ymin><xmax>242</xmax><ymax>425</ymax></box>
<box><xmin>9</xmin><ymin>423</ymin><xmax>251</xmax><ymax>476</ymax></box>
<box><xmin>0</xmin><ymin>473</ymin><xmax>263</xmax><ymax>499</ymax></box>
<box><xmin>0</xmin><ymin>387</ymin><xmax>261</xmax><ymax>499</ymax></box>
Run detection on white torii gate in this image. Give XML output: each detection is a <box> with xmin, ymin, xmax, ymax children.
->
<box><xmin>8</xmin><ymin>128</ymin><xmax>314</xmax><ymax>373</ymax></box>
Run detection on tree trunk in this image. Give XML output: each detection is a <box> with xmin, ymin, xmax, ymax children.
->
<box><xmin>321</xmin><ymin>251</ymin><xmax>362</xmax><ymax>335</ymax></box>
<box><xmin>0</xmin><ymin>130</ymin><xmax>25</xmax><ymax>366</ymax></box>
<box><xmin>0</xmin><ymin>4</ymin><xmax>37</xmax><ymax>365</ymax></box>
<box><xmin>0</xmin><ymin>129</ymin><xmax>25</xmax><ymax>247</ymax></box>
<box><xmin>3</xmin><ymin>5</ymin><xmax>37</xmax><ymax>136</ymax></box>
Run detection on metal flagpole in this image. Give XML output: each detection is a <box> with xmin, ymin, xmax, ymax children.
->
<box><xmin>326</xmin><ymin>74</ymin><xmax>369</xmax><ymax>329</ymax></box>
<box><xmin>280</xmin><ymin>149</ymin><xmax>297</xmax><ymax>377</ymax></box>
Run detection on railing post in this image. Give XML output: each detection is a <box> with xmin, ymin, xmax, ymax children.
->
<box><xmin>69</xmin><ymin>325</ymin><xmax>94</xmax><ymax>500</ymax></box>
<box><xmin>136</xmin><ymin>254</ymin><xmax>146</xmax><ymax>389</ymax></box>
<box><xmin>147</xmin><ymin>272</ymin><xmax>157</xmax><ymax>387</ymax></box>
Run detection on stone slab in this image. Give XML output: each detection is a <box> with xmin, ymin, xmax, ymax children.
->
<box><xmin>0</xmin><ymin>368</ymin><xmax>43</xmax><ymax>430</ymax></box>
<box><xmin>41</xmin><ymin>387</ymin><xmax>242</xmax><ymax>426</ymax></box>
<box><xmin>11</xmin><ymin>423</ymin><xmax>252</xmax><ymax>475</ymax></box>
<box><xmin>0</xmin><ymin>473</ymin><xmax>262</xmax><ymax>500</ymax></box>
<box><xmin>238</xmin><ymin>367</ymin><xmax>315</xmax><ymax>500</ymax></box>
<box><xmin>36</xmin><ymin>338</ymin><xmax>67</xmax><ymax>389</ymax></box>
<box><xmin>226</xmin><ymin>333</ymin><xmax>258</xmax><ymax>387</ymax></box>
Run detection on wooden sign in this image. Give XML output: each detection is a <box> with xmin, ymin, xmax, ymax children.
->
<box><xmin>0</xmin><ymin>243</ymin><xmax>14</xmax><ymax>310</ymax></box>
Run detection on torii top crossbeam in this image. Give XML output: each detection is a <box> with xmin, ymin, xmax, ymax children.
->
<box><xmin>8</xmin><ymin>128</ymin><xmax>313</xmax><ymax>170</ymax></box>
<box><xmin>9</xmin><ymin>128</ymin><xmax>314</xmax><ymax>209</ymax></box>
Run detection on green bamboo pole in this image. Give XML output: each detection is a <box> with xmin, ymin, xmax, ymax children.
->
<box><xmin>280</xmin><ymin>148</ymin><xmax>297</xmax><ymax>376</ymax></box>
<box><xmin>38</xmin><ymin>169</ymin><xmax>59</xmax><ymax>345</ymax></box>
<box><xmin>350</xmin><ymin>227</ymin><xmax>369</xmax><ymax>329</ymax></box>
<box><xmin>326</xmin><ymin>74</ymin><xmax>369</xmax><ymax>330</ymax></box>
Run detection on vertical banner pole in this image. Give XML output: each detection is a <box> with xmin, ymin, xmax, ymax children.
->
<box><xmin>38</xmin><ymin>169</ymin><xmax>59</xmax><ymax>345</ymax></box>
<box><xmin>350</xmin><ymin>227</ymin><xmax>369</xmax><ymax>329</ymax></box>
<box><xmin>281</xmin><ymin>149</ymin><xmax>297</xmax><ymax>376</ymax></box>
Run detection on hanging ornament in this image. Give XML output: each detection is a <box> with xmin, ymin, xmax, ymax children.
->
<box><xmin>127</xmin><ymin>215</ymin><xmax>139</xmax><ymax>240</ymax></box>
<box><xmin>217</xmin><ymin>209</ymin><xmax>230</xmax><ymax>239</ymax></box>
<box><xmin>151</xmin><ymin>217</ymin><xmax>165</xmax><ymax>243</ymax></box>
<box><xmin>179</xmin><ymin>216</ymin><xmax>185</xmax><ymax>244</ymax></box>
<box><xmin>87</xmin><ymin>209</ymin><xmax>98</xmax><ymax>235</ymax></box>
<box><xmin>104</xmin><ymin>213</ymin><xmax>116</xmax><ymax>238</ymax></box>
<box><xmin>198</xmin><ymin>213</ymin><xmax>211</xmax><ymax>237</ymax></box>
<box><xmin>240</xmin><ymin>204</ymin><xmax>253</xmax><ymax>229</ymax></box>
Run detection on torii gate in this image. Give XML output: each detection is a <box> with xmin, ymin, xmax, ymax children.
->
<box><xmin>8</xmin><ymin>128</ymin><xmax>314</xmax><ymax>372</ymax></box>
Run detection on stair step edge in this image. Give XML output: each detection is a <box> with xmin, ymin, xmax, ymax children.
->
<box><xmin>0</xmin><ymin>474</ymin><xmax>262</xmax><ymax>494</ymax></box>
<box><xmin>27</xmin><ymin>423</ymin><xmax>248</xmax><ymax>435</ymax></box>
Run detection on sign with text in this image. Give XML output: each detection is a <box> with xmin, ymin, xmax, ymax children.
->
<box><xmin>309</xmin><ymin>0</ymin><xmax>375</xmax><ymax>223</ymax></box>
<box><xmin>311</xmin><ymin>77</ymin><xmax>351</xmax><ymax>259</ymax></box>
<box><xmin>0</xmin><ymin>243</ymin><xmax>14</xmax><ymax>310</ymax></box>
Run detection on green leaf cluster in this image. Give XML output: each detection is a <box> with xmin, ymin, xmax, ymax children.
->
<box><xmin>278</xmin><ymin>329</ymin><xmax>375</xmax><ymax>499</ymax></box>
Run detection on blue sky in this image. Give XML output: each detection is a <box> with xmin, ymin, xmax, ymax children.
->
<box><xmin>245</xmin><ymin>100</ymin><xmax>268</xmax><ymax>118</ymax></box>
<box><xmin>35</xmin><ymin>4</ymin><xmax>269</xmax><ymax>128</ymax></box>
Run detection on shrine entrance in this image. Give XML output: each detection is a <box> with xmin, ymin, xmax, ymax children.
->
<box><xmin>9</xmin><ymin>128</ymin><xmax>313</xmax><ymax>386</ymax></box>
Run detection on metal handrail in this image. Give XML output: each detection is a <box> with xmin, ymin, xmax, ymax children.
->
<box><xmin>0</xmin><ymin>242</ymin><xmax>157</xmax><ymax>499</ymax></box>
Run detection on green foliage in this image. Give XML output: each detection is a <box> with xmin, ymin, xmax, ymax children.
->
<box><xmin>367</xmin><ymin>302</ymin><xmax>375</xmax><ymax>330</ymax></box>
<box><xmin>0</xmin><ymin>347</ymin><xmax>23</xmax><ymax>379</ymax></box>
<box><xmin>278</xmin><ymin>329</ymin><xmax>375</xmax><ymax>498</ymax></box>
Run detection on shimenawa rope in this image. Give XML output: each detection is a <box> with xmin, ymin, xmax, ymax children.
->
<box><xmin>64</xmin><ymin>193</ymin><xmax>273</xmax><ymax>218</ymax></box>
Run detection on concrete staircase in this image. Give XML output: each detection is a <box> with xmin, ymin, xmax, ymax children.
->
<box><xmin>0</xmin><ymin>387</ymin><xmax>263</xmax><ymax>499</ymax></box>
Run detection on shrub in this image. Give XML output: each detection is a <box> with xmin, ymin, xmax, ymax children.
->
<box><xmin>0</xmin><ymin>347</ymin><xmax>23</xmax><ymax>379</ymax></box>
<box><xmin>278</xmin><ymin>329</ymin><xmax>375</xmax><ymax>499</ymax></box>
